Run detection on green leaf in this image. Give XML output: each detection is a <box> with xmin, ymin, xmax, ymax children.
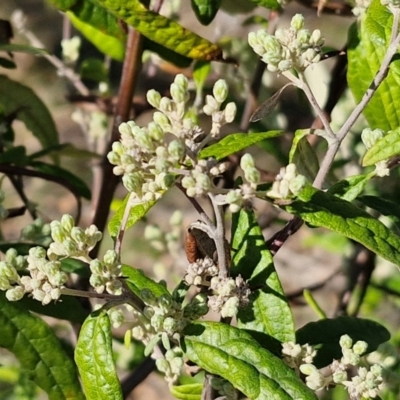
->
<box><xmin>170</xmin><ymin>383</ymin><xmax>202</xmax><ymax>400</ymax></box>
<box><xmin>347</xmin><ymin>2</ymin><xmax>400</xmax><ymax>131</ymax></box>
<box><xmin>80</xmin><ymin>58</ymin><xmax>108</xmax><ymax>82</ymax></box>
<box><xmin>61</xmin><ymin>258</ymin><xmax>90</xmax><ymax>277</ymax></box>
<box><xmin>67</xmin><ymin>10</ymin><xmax>125</xmax><ymax>61</ymax></box>
<box><xmin>75</xmin><ymin>311</ymin><xmax>123</xmax><ymax>400</ymax></box>
<box><xmin>362</xmin><ymin>128</ymin><xmax>400</xmax><ymax>166</ymax></box>
<box><xmin>191</xmin><ymin>0</ymin><xmax>221</xmax><ymax>25</ymax></box>
<box><xmin>296</xmin><ymin>316</ymin><xmax>390</xmax><ymax>368</ymax></box>
<box><xmin>284</xmin><ymin>185</ymin><xmax>400</xmax><ymax>267</ymax></box>
<box><xmin>0</xmin><ymin>293</ymin><xmax>85</xmax><ymax>400</ymax></box>
<box><xmin>0</xmin><ymin>56</ymin><xmax>16</xmax><ymax>69</ymax></box>
<box><xmin>108</xmin><ymin>193</ymin><xmax>157</xmax><ymax>238</ymax></box>
<box><xmin>327</xmin><ymin>173</ymin><xmax>373</xmax><ymax>202</ymax></box>
<box><xmin>193</xmin><ymin>61</ymin><xmax>211</xmax><ymax>93</ymax></box>
<box><xmin>19</xmin><ymin>295</ymin><xmax>89</xmax><ymax>323</ymax></box>
<box><xmin>0</xmin><ymin>43</ymin><xmax>48</xmax><ymax>56</ymax></box>
<box><xmin>121</xmin><ymin>264</ymin><xmax>170</xmax><ymax>299</ymax></box>
<box><xmin>231</xmin><ymin>208</ymin><xmax>295</xmax><ymax>344</ymax></box>
<box><xmin>0</xmin><ymin>146</ymin><xmax>28</xmax><ymax>166</ymax></box>
<box><xmin>199</xmin><ymin>131</ymin><xmax>282</xmax><ymax>160</ymax></box>
<box><xmin>182</xmin><ymin>322</ymin><xmax>317</xmax><ymax>400</ymax></box>
<box><xmin>289</xmin><ymin>130</ymin><xmax>320</xmax><ymax>182</ymax></box>
<box><xmin>0</xmin><ymin>75</ymin><xmax>59</xmax><ymax>149</ymax></box>
<box><xmin>249</xmin><ymin>0</ymin><xmax>281</xmax><ymax>10</ymax></box>
<box><xmin>358</xmin><ymin>195</ymin><xmax>400</xmax><ymax>228</ymax></box>
<box><xmin>95</xmin><ymin>0</ymin><xmax>224</xmax><ymax>61</ymax></box>
<box><xmin>29</xmin><ymin>143</ymin><xmax>101</xmax><ymax>161</ymax></box>
<box><xmin>30</xmin><ymin>161</ymin><xmax>91</xmax><ymax>200</ymax></box>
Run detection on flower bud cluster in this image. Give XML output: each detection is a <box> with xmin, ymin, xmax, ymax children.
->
<box><xmin>284</xmin><ymin>335</ymin><xmax>384</xmax><ymax>398</ymax></box>
<box><xmin>89</xmin><ymin>250</ymin><xmax>122</xmax><ymax>295</ymax></box>
<box><xmin>210</xmin><ymin>377</ymin><xmax>237</xmax><ymax>399</ymax></box>
<box><xmin>108</xmin><ymin>74</ymin><xmax>235</xmax><ymax>201</ymax></box>
<box><xmin>248</xmin><ymin>14</ymin><xmax>325</xmax><ymax>73</ymax></box>
<box><xmin>266</xmin><ymin>163</ymin><xmax>306</xmax><ymax>199</ymax></box>
<box><xmin>203</xmin><ymin>79</ymin><xmax>237</xmax><ymax>136</ymax></box>
<box><xmin>48</xmin><ymin>214</ymin><xmax>102</xmax><ymax>262</ymax></box>
<box><xmin>142</xmin><ymin>290</ymin><xmax>186</xmax><ymax>338</ymax></box>
<box><xmin>155</xmin><ymin>347</ymin><xmax>184</xmax><ymax>384</ymax></box>
<box><xmin>21</xmin><ymin>247</ymin><xmax>67</xmax><ymax>304</ymax></box>
<box><xmin>20</xmin><ymin>218</ymin><xmax>52</xmax><ymax>247</ymax></box>
<box><xmin>361</xmin><ymin>128</ymin><xmax>390</xmax><ymax>177</ymax></box>
<box><xmin>208</xmin><ymin>275</ymin><xmax>250</xmax><ymax>318</ymax></box>
<box><xmin>181</xmin><ymin>158</ymin><xmax>228</xmax><ymax>197</ymax></box>
<box><xmin>184</xmin><ymin>256</ymin><xmax>219</xmax><ymax>286</ymax></box>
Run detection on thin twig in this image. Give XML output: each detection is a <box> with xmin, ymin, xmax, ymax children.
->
<box><xmin>11</xmin><ymin>10</ymin><xmax>90</xmax><ymax>96</ymax></box>
<box><xmin>115</xmin><ymin>192</ymin><xmax>136</xmax><ymax>257</ymax></box>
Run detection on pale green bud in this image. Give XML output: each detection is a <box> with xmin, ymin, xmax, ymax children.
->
<box><xmin>248</xmin><ymin>31</ymin><xmax>259</xmax><ymax>49</ymax></box>
<box><xmin>159</xmin><ymin>97</ymin><xmax>173</xmax><ymax>114</ymax></box>
<box><xmin>118</xmin><ymin>122</ymin><xmax>131</xmax><ymax>136</ymax></box>
<box><xmin>106</xmin><ymin>279</ymin><xmax>122</xmax><ymax>294</ymax></box>
<box><xmin>240</xmin><ymin>153</ymin><xmax>255</xmax><ymax>170</ymax></box>
<box><xmin>186</xmin><ymin>187</ymin><xmax>197</xmax><ymax>197</ymax></box>
<box><xmin>353</xmin><ymin>340</ymin><xmax>368</xmax><ymax>355</ymax></box>
<box><xmin>146</xmin><ymin>89</ymin><xmax>162</xmax><ymax>108</ymax></box>
<box><xmin>310</xmin><ymin>29</ymin><xmax>323</xmax><ymax>46</ymax></box>
<box><xmin>61</xmin><ymin>214</ymin><xmax>75</xmax><ymax>232</ymax></box>
<box><xmin>50</xmin><ymin>222</ymin><xmax>66</xmax><ymax>243</ymax></box>
<box><xmin>174</xmin><ymin>73</ymin><xmax>188</xmax><ymax>91</ymax></box>
<box><xmin>224</xmin><ymin>102</ymin><xmax>237</xmax><ymax>123</ymax></box>
<box><xmin>135</xmin><ymin>130</ymin><xmax>154</xmax><ymax>151</ymax></box>
<box><xmin>163</xmin><ymin>317</ymin><xmax>177</xmax><ymax>332</ymax></box>
<box><xmin>89</xmin><ymin>258</ymin><xmax>104</xmax><ymax>275</ymax></box>
<box><xmin>278</xmin><ymin>60</ymin><xmax>293</xmax><ymax>71</ymax></box>
<box><xmin>296</xmin><ymin>29</ymin><xmax>311</xmax><ymax>45</ymax></box>
<box><xmin>204</xmin><ymin>95</ymin><xmax>219</xmax><ymax>114</ymax></box>
<box><xmin>181</xmin><ymin>176</ymin><xmax>196</xmax><ymax>189</ymax></box>
<box><xmin>221</xmin><ymin>297</ymin><xmax>239</xmax><ymax>318</ymax></box>
<box><xmin>340</xmin><ymin>334</ymin><xmax>353</xmax><ymax>349</ymax></box>
<box><xmin>333</xmin><ymin>370</ymin><xmax>348</xmax><ymax>383</ymax></box>
<box><xmin>148</xmin><ymin>122</ymin><xmax>164</xmax><ymax>141</ymax></box>
<box><xmin>122</xmin><ymin>172</ymin><xmax>143</xmax><ymax>193</ymax></box>
<box><xmin>0</xmin><ymin>261</ymin><xmax>19</xmax><ymax>281</ymax></box>
<box><xmin>361</xmin><ymin>128</ymin><xmax>385</xmax><ymax>149</ymax></box>
<box><xmin>155</xmin><ymin>358</ymin><xmax>169</xmax><ymax>374</ymax></box>
<box><xmin>153</xmin><ymin>112</ymin><xmax>171</xmax><ymax>130</ymax></box>
<box><xmin>0</xmin><ymin>276</ymin><xmax>11</xmax><ymax>290</ymax></box>
<box><xmin>213</xmin><ymin>79</ymin><xmax>228</xmax><ymax>103</ymax></box>
<box><xmin>168</xmin><ymin>140</ymin><xmax>185</xmax><ymax>160</ymax></box>
<box><xmin>156</xmin><ymin>146</ymin><xmax>169</xmax><ymax>159</ymax></box>
<box><xmin>291</xmin><ymin>14</ymin><xmax>304</xmax><ymax>31</ymax></box>
<box><xmin>245</xmin><ymin>167</ymin><xmax>260</xmax><ymax>184</ymax></box>
<box><xmin>289</xmin><ymin>175</ymin><xmax>306</xmax><ymax>195</ymax></box>
<box><xmin>109</xmin><ymin>308</ymin><xmax>124</xmax><ymax>328</ymax></box>
<box><xmin>85</xmin><ymin>226</ymin><xmax>102</xmax><ymax>247</ymax></box>
<box><xmin>63</xmin><ymin>238</ymin><xmax>78</xmax><ymax>254</ymax></box>
<box><xmin>107</xmin><ymin>151</ymin><xmax>120</xmax><ymax>166</ymax></box>
<box><xmin>158</xmin><ymin>293</ymin><xmax>172</xmax><ymax>310</ymax></box>
<box><xmin>170</xmin><ymin>82</ymin><xmax>186</xmax><ymax>103</ymax></box>
<box><xmin>49</xmin><ymin>271</ymin><xmax>67</xmax><ymax>287</ymax></box>
<box><xmin>6</xmin><ymin>286</ymin><xmax>25</xmax><ymax>301</ymax></box>
<box><xmin>196</xmin><ymin>174</ymin><xmax>211</xmax><ymax>191</ymax></box>
<box><xmin>155</xmin><ymin>172</ymin><xmax>174</xmax><ymax>189</ymax></box>
<box><xmin>226</xmin><ymin>190</ymin><xmax>243</xmax><ymax>204</ymax></box>
<box><xmin>89</xmin><ymin>274</ymin><xmax>105</xmax><ymax>292</ymax></box>
<box><xmin>5</xmin><ymin>248</ymin><xmax>18</xmax><ymax>264</ymax></box>
<box><xmin>111</xmin><ymin>141</ymin><xmax>124</xmax><ymax>155</ymax></box>
<box><xmin>71</xmin><ymin>227</ymin><xmax>86</xmax><ymax>244</ymax></box>
<box><xmin>29</xmin><ymin>246</ymin><xmax>46</xmax><ymax>259</ymax></box>
<box><xmin>104</xmin><ymin>249</ymin><xmax>118</xmax><ymax>265</ymax></box>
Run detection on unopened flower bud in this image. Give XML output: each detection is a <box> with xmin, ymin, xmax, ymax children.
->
<box><xmin>291</xmin><ymin>14</ymin><xmax>304</xmax><ymax>31</ymax></box>
<box><xmin>6</xmin><ymin>285</ymin><xmax>25</xmax><ymax>301</ymax></box>
<box><xmin>148</xmin><ymin>122</ymin><xmax>164</xmax><ymax>141</ymax></box>
<box><xmin>240</xmin><ymin>153</ymin><xmax>255</xmax><ymax>170</ymax></box>
<box><xmin>146</xmin><ymin>89</ymin><xmax>162</xmax><ymax>108</ymax></box>
<box><xmin>153</xmin><ymin>112</ymin><xmax>171</xmax><ymax>130</ymax></box>
<box><xmin>170</xmin><ymin>83</ymin><xmax>187</xmax><ymax>103</ymax></box>
<box><xmin>340</xmin><ymin>334</ymin><xmax>353</xmax><ymax>349</ymax></box>
<box><xmin>159</xmin><ymin>97</ymin><xmax>173</xmax><ymax>114</ymax></box>
<box><xmin>174</xmin><ymin>74</ymin><xmax>188</xmax><ymax>91</ymax></box>
<box><xmin>213</xmin><ymin>79</ymin><xmax>228</xmax><ymax>103</ymax></box>
<box><xmin>204</xmin><ymin>95</ymin><xmax>219</xmax><ymax>115</ymax></box>
<box><xmin>224</xmin><ymin>102</ymin><xmax>237</xmax><ymax>123</ymax></box>
<box><xmin>104</xmin><ymin>249</ymin><xmax>118</xmax><ymax>265</ymax></box>
<box><xmin>50</xmin><ymin>222</ymin><xmax>66</xmax><ymax>243</ymax></box>
<box><xmin>122</xmin><ymin>173</ymin><xmax>143</xmax><ymax>194</ymax></box>
<box><xmin>245</xmin><ymin>168</ymin><xmax>260</xmax><ymax>184</ymax></box>
<box><xmin>71</xmin><ymin>227</ymin><xmax>86</xmax><ymax>244</ymax></box>
<box><xmin>168</xmin><ymin>140</ymin><xmax>185</xmax><ymax>160</ymax></box>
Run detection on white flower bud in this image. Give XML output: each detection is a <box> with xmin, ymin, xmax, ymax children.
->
<box><xmin>221</xmin><ymin>297</ymin><xmax>239</xmax><ymax>318</ymax></box>
<box><xmin>170</xmin><ymin>82</ymin><xmax>187</xmax><ymax>103</ymax></box>
<box><xmin>181</xmin><ymin>176</ymin><xmax>196</xmax><ymax>189</ymax></box>
<box><xmin>50</xmin><ymin>222</ymin><xmax>66</xmax><ymax>243</ymax></box>
<box><xmin>174</xmin><ymin>74</ymin><xmax>188</xmax><ymax>91</ymax></box>
<box><xmin>146</xmin><ymin>89</ymin><xmax>162</xmax><ymax>108</ymax></box>
<box><xmin>240</xmin><ymin>153</ymin><xmax>255</xmax><ymax>170</ymax></box>
<box><xmin>204</xmin><ymin>95</ymin><xmax>219</xmax><ymax>115</ymax></box>
<box><xmin>361</xmin><ymin>128</ymin><xmax>385</xmax><ymax>149</ymax></box>
<box><xmin>159</xmin><ymin>97</ymin><xmax>173</xmax><ymax>114</ymax></box>
<box><xmin>245</xmin><ymin>167</ymin><xmax>260</xmax><ymax>185</ymax></box>
<box><xmin>196</xmin><ymin>174</ymin><xmax>211</xmax><ymax>191</ymax></box>
<box><xmin>122</xmin><ymin>173</ymin><xmax>143</xmax><ymax>193</ymax></box>
<box><xmin>224</xmin><ymin>102</ymin><xmax>237</xmax><ymax>123</ymax></box>
<box><xmin>291</xmin><ymin>14</ymin><xmax>305</xmax><ymax>31</ymax></box>
<box><xmin>104</xmin><ymin>249</ymin><xmax>118</xmax><ymax>265</ymax></box>
<box><xmin>6</xmin><ymin>285</ymin><xmax>25</xmax><ymax>301</ymax></box>
<box><xmin>70</xmin><ymin>227</ymin><xmax>86</xmax><ymax>244</ymax></box>
<box><xmin>153</xmin><ymin>112</ymin><xmax>171</xmax><ymax>130</ymax></box>
<box><xmin>148</xmin><ymin>122</ymin><xmax>164</xmax><ymax>141</ymax></box>
<box><xmin>340</xmin><ymin>334</ymin><xmax>353</xmax><ymax>349</ymax></box>
<box><xmin>213</xmin><ymin>79</ymin><xmax>228</xmax><ymax>103</ymax></box>
<box><xmin>168</xmin><ymin>140</ymin><xmax>185</xmax><ymax>160</ymax></box>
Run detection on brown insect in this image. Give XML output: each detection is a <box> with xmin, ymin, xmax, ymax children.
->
<box><xmin>185</xmin><ymin>226</ymin><xmax>231</xmax><ymax>266</ymax></box>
